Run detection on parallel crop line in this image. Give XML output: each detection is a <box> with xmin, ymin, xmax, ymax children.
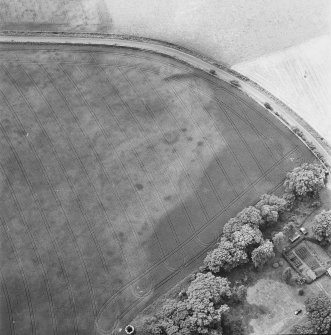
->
<box><xmin>118</xmin><ymin>67</ymin><xmax>217</xmax><ymax>228</ymax></box>
<box><xmin>0</xmin><ymin>247</ymin><xmax>17</xmax><ymax>335</ymax></box>
<box><xmin>1</xmin><ymin>66</ymin><xmax>93</xmax><ymax>331</ymax></box>
<box><xmin>98</xmin><ymin>65</ymin><xmax>206</xmax><ymax>246</ymax></box>
<box><xmin>55</xmin><ymin>63</ymin><xmax>150</xmax><ymax>264</ymax></box>
<box><xmin>76</xmin><ymin>65</ymin><xmax>186</xmax><ymax>259</ymax></box>
<box><xmin>39</xmin><ymin>63</ymin><xmax>136</xmax><ymax>281</ymax></box>
<box><xmin>19</xmin><ymin>64</ymin><xmax>111</xmax><ymax>276</ymax></box>
<box><xmin>96</xmin><ymin>145</ymin><xmax>302</xmax><ymax>328</ymax></box>
<box><xmin>60</xmin><ymin>63</ymin><xmax>172</xmax><ymax>262</ymax></box>
<box><xmin>137</xmin><ymin>68</ymin><xmax>221</xmax><ymax>223</ymax></box>
<box><xmin>169</xmin><ymin>84</ymin><xmax>241</xmax><ymax>198</ymax></box>
<box><xmin>0</xmin><ymin>81</ymin><xmax>81</xmax><ymax>334</ymax></box>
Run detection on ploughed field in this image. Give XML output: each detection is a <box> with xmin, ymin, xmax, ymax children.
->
<box><xmin>0</xmin><ymin>43</ymin><xmax>315</xmax><ymax>335</ymax></box>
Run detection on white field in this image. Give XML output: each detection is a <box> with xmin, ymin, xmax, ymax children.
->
<box><xmin>103</xmin><ymin>0</ymin><xmax>330</xmax><ymax>65</ymax></box>
<box><xmin>233</xmin><ymin>35</ymin><xmax>331</xmax><ymax>145</ymax></box>
<box><xmin>0</xmin><ymin>0</ymin><xmax>329</xmax><ymax>65</ymax></box>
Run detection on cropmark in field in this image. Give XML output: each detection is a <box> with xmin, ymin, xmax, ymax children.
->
<box><xmin>0</xmin><ymin>43</ymin><xmax>315</xmax><ymax>334</ymax></box>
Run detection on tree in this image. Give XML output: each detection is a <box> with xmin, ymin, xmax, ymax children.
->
<box><xmin>251</xmin><ymin>240</ymin><xmax>275</xmax><ymax>268</ymax></box>
<box><xmin>231</xmin><ymin>224</ymin><xmax>263</xmax><ymax>250</ymax></box>
<box><xmin>137</xmin><ymin>315</ymin><xmax>164</xmax><ymax>335</ymax></box>
<box><xmin>187</xmin><ymin>272</ymin><xmax>232</xmax><ymax>305</ymax></box>
<box><xmin>292</xmin><ymin>293</ymin><xmax>331</xmax><ymax>334</ymax></box>
<box><xmin>156</xmin><ymin>299</ymin><xmax>191</xmax><ymax>335</ymax></box>
<box><xmin>235</xmin><ymin>206</ymin><xmax>263</xmax><ymax>227</ymax></box>
<box><xmin>283</xmin><ymin>192</ymin><xmax>296</xmax><ymax>210</ymax></box>
<box><xmin>272</xmin><ymin>232</ymin><xmax>287</xmax><ymax>252</ymax></box>
<box><xmin>255</xmin><ymin>194</ymin><xmax>287</xmax><ymax>225</ymax></box>
<box><xmin>283</xmin><ymin>222</ymin><xmax>296</xmax><ymax>239</ymax></box>
<box><xmin>140</xmin><ymin>273</ymin><xmax>235</xmax><ymax>334</ymax></box>
<box><xmin>222</xmin><ymin>206</ymin><xmax>263</xmax><ymax>238</ymax></box>
<box><xmin>222</xmin><ymin>314</ymin><xmax>245</xmax><ymax>335</ymax></box>
<box><xmin>282</xmin><ymin>267</ymin><xmax>292</xmax><ymax>284</ymax></box>
<box><xmin>186</xmin><ymin>272</ymin><xmax>232</xmax><ymax>334</ymax></box>
<box><xmin>312</xmin><ymin>210</ymin><xmax>331</xmax><ymax>244</ymax></box>
<box><xmin>284</xmin><ymin>163</ymin><xmax>326</xmax><ymax>198</ymax></box>
<box><xmin>204</xmin><ymin>237</ymin><xmax>248</xmax><ymax>273</ymax></box>
<box><xmin>231</xmin><ymin>284</ymin><xmax>247</xmax><ymax>303</ymax></box>
<box><xmin>223</xmin><ymin>217</ymin><xmax>243</xmax><ymax>239</ymax></box>
<box><xmin>291</xmin><ymin>322</ymin><xmax>316</xmax><ymax>334</ymax></box>
<box><xmin>305</xmin><ymin>293</ymin><xmax>331</xmax><ymax>334</ymax></box>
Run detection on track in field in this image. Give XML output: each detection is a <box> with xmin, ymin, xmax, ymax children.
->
<box><xmin>0</xmin><ymin>44</ymin><xmax>315</xmax><ymax>335</ymax></box>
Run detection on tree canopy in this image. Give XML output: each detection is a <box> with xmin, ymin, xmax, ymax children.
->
<box><xmin>282</xmin><ymin>267</ymin><xmax>292</xmax><ymax>284</ymax></box>
<box><xmin>283</xmin><ymin>222</ymin><xmax>296</xmax><ymax>239</ymax></box>
<box><xmin>203</xmin><ymin>237</ymin><xmax>248</xmax><ymax>273</ymax></box>
<box><xmin>272</xmin><ymin>232</ymin><xmax>286</xmax><ymax>252</ymax></box>
<box><xmin>231</xmin><ymin>224</ymin><xmax>263</xmax><ymax>250</ymax></box>
<box><xmin>255</xmin><ymin>194</ymin><xmax>287</xmax><ymax>225</ymax></box>
<box><xmin>312</xmin><ymin>210</ymin><xmax>331</xmax><ymax>244</ymax></box>
<box><xmin>222</xmin><ymin>217</ymin><xmax>244</xmax><ymax>239</ymax></box>
<box><xmin>292</xmin><ymin>293</ymin><xmax>331</xmax><ymax>334</ymax></box>
<box><xmin>235</xmin><ymin>206</ymin><xmax>263</xmax><ymax>227</ymax></box>
<box><xmin>284</xmin><ymin>163</ymin><xmax>326</xmax><ymax>198</ymax></box>
<box><xmin>251</xmin><ymin>240</ymin><xmax>275</xmax><ymax>268</ymax></box>
<box><xmin>142</xmin><ymin>273</ymin><xmax>233</xmax><ymax>334</ymax></box>
<box><xmin>222</xmin><ymin>206</ymin><xmax>263</xmax><ymax>239</ymax></box>
<box><xmin>305</xmin><ymin>293</ymin><xmax>331</xmax><ymax>334</ymax></box>
<box><xmin>185</xmin><ymin>273</ymin><xmax>233</xmax><ymax>334</ymax></box>
<box><xmin>291</xmin><ymin>323</ymin><xmax>316</xmax><ymax>334</ymax></box>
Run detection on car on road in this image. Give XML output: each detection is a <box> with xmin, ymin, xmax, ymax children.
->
<box><xmin>294</xmin><ymin>309</ymin><xmax>302</xmax><ymax>315</ymax></box>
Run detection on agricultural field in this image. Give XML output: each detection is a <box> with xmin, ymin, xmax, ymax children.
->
<box><xmin>233</xmin><ymin>35</ymin><xmax>331</xmax><ymax>144</ymax></box>
<box><xmin>0</xmin><ymin>43</ymin><xmax>316</xmax><ymax>335</ymax></box>
<box><xmin>0</xmin><ymin>0</ymin><xmax>111</xmax><ymax>32</ymax></box>
<box><xmin>0</xmin><ymin>0</ymin><xmax>329</xmax><ymax>65</ymax></box>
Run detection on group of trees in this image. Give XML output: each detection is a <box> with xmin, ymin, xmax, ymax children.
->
<box><xmin>204</xmin><ymin>162</ymin><xmax>328</xmax><ymax>276</ymax></box>
<box><xmin>204</xmin><ymin>197</ymin><xmax>283</xmax><ymax>273</ymax></box>
<box><xmin>139</xmin><ymin>272</ymin><xmax>246</xmax><ymax>335</ymax></box>
<box><xmin>255</xmin><ymin>194</ymin><xmax>287</xmax><ymax>225</ymax></box>
<box><xmin>284</xmin><ymin>162</ymin><xmax>330</xmax><ymax>245</ymax></box>
<box><xmin>136</xmin><ymin>163</ymin><xmax>328</xmax><ymax>334</ymax></box>
<box><xmin>292</xmin><ymin>293</ymin><xmax>331</xmax><ymax>334</ymax></box>
<box><xmin>284</xmin><ymin>162</ymin><xmax>331</xmax><ymax>247</ymax></box>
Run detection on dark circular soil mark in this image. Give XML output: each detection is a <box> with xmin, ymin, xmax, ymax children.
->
<box><xmin>135</xmin><ymin>183</ymin><xmax>144</xmax><ymax>190</ymax></box>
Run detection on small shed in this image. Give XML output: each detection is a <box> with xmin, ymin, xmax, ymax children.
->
<box><xmin>289</xmin><ymin>232</ymin><xmax>301</xmax><ymax>243</ymax></box>
<box><xmin>305</xmin><ymin>269</ymin><xmax>317</xmax><ymax>281</ymax></box>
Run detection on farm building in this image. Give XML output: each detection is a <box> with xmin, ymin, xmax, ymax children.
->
<box><xmin>283</xmin><ymin>239</ymin><xmax>331</xmax><ymax>283</ymax></box>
